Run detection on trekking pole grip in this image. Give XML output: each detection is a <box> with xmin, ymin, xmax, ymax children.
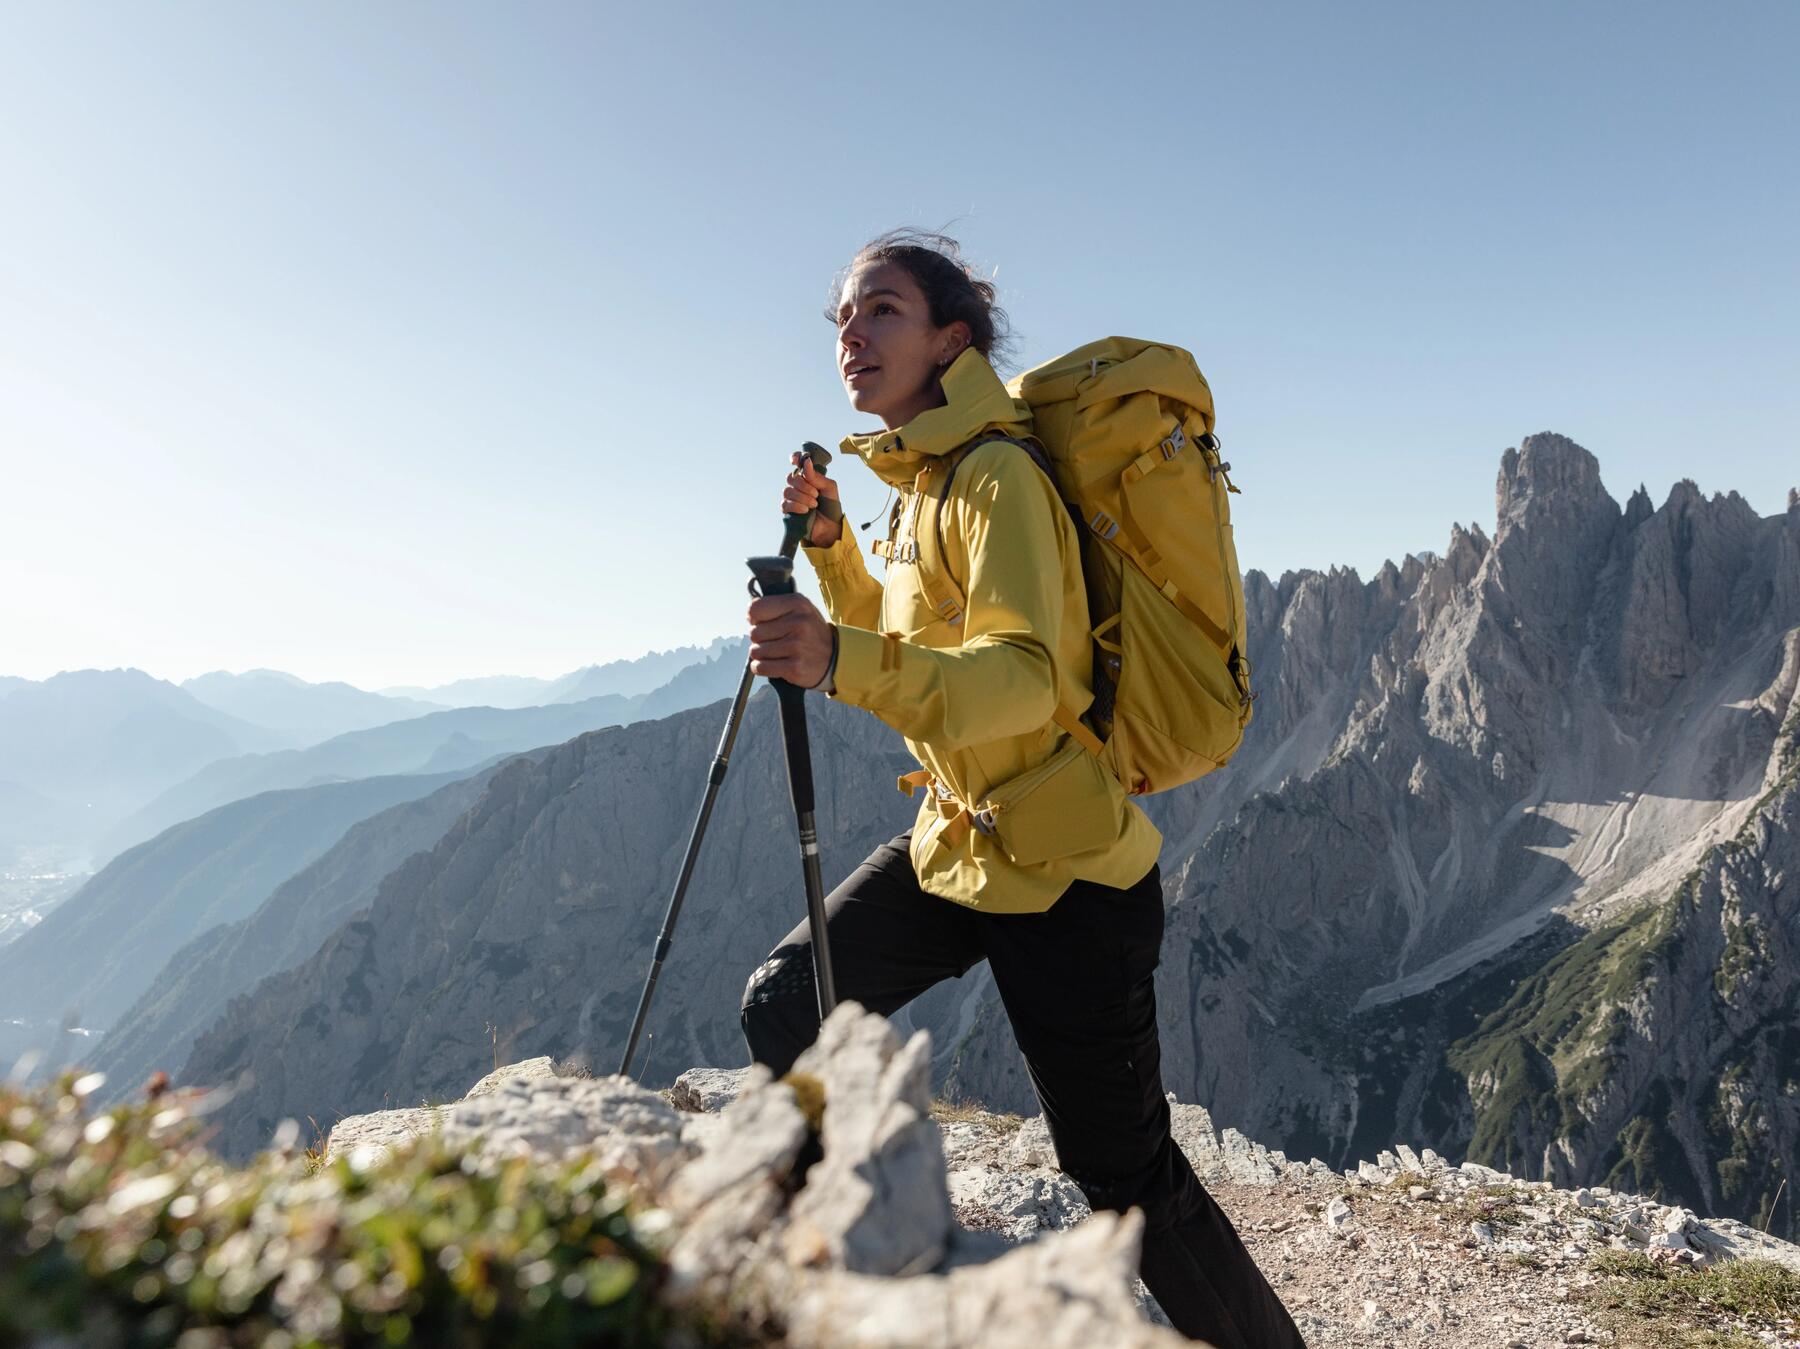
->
<box><xmin>747</xmin><ymin>554</ymin><xmax>796</xmax><ymax>599</ymax></box>
<box><xmin>787</xmin><ymin>442</ymin><xmax>841</xmax><ymax>552</ymax></box>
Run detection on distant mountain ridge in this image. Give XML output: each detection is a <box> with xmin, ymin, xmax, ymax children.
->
<box><xmin>0</xmin><ymin>669</ymin><xmax>285</xmax><ymax>849</ymax></box>
<box><xmin>180</xmin><ymin>670</ymin><xmax>446</xmax><ymax>745</ymax></box>
<box><xmin>541</xmin><ymin>637</ymin><xmax>738</xmax><ymax>704</ymax></box>
<box><xmin>95</xmin><ymin>696</ymin><xmax>639</xmax><ymax>864</ymax></box>
<box><xmin>100</xmin><ymin>644</ymin><xmax>758</xmax><ymax>862</ymax></box>
<box><xmin>0</xmin><ymin>644</ymin><xmax>738</xmax><ymax>859</ymax></box>
<box><xmin>378</xmin><ymin>638</ymin><xmax>736</xmax><ymax>709</ymax></box>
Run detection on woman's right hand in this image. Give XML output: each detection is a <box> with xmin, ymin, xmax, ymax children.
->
<box><xmin>783</xmin><ymin>451</ymin><xmax>843</xmax><ymax>548</ymax></box>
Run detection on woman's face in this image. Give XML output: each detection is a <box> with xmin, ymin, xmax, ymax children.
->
<box><xmin>834</xmin><ymin>260</ymin><xmax>969</xmax><ymax>430</ymax></box>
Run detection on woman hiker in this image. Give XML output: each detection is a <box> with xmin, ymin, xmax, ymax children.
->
<box><xmin>740</xmin><ymin>229</ymin><xmax>1305</xmax><ymax>1348</ymax></box>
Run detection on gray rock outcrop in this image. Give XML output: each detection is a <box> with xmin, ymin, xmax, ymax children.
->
<box><xmin>314</xmin><ymin>1004</ymin><xmax>1800</xmax><ymax>1347</ymax></box>
<box><xmin>783</xmin><ymin>1008</ymin><xmax>951</xmax><ymax>1275</ymax></box>
<box><xmin>322</xmin><ymin>1004</ymin><xmax>1192</xmax><ymax>1348</ymax></box>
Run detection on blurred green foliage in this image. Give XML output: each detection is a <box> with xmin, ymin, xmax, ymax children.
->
<box><xmin>0</xmin><ymin>1068</ymin><xmax>727</xmax><ymax>1347</ymax></box>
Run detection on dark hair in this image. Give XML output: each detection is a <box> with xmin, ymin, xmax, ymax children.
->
<box><xmin>826</xmin><ymin>227</ymin><xmax>1015</xmax><ymax>369</ymax></box>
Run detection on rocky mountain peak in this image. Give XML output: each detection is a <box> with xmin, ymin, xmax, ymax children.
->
<box><xmin>1495</xmin><ymin>431</ymin><xmax>1612</xmax><ymax>529</ymax></box>
<box><xmin>1483</xmin><ymin>433</ymin><xmax>1621</xmax><ymax>660</ymax></box>
<box><xmin>1623</xmin><ymin>483</ymin><xmax>1654</xmax><ymax>530</ymax></box>
<box><xmin>1788</xmin><ymin>485</ymin><xmax>1799</xmax><ymax>513</ymax></box>
<box><xmin>1443</xmin><ymin>521</ymin><xmax>1489</xmax><ymax>583</ymax></box>
<box><xmin>1663</xmin><ymin>477</ymin><xmax>1705</xmax><ymax>512</ymax></box>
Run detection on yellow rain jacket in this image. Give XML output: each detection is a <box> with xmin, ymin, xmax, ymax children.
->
<box><xmin>804</xmin><ymin>348</ymin><xmax>1162</xmax><ymax>913</ymax></box>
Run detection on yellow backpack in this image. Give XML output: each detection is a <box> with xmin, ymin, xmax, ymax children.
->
<box><xmin>915</xmin><ymin>337</ymin><xmax>1254</xmax><ymax>795</ymax></box>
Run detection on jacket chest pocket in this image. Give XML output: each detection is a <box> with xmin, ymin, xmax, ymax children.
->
<box><xmin>879</xmin><ymin>482</ymin><xmax>969</xmax><ymax>644</ymax></box>
<box><xmin>878</xmin><ymin>494</ymin><xmax>961</xmax><ymax>643</ymax></box>
<box><xmin>882</xmin><ymin>562</ymin><xmax>947</xmax><ymax>639</ymax></box>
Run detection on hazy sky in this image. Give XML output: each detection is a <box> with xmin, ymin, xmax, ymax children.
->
<box><xmin>4</xmin><ymin>3</ymin><xmax>1795</xmax><ymax>689</ymax></box>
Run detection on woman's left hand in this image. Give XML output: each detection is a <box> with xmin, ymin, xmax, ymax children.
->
<box><xmin>747</xmin><ymin>593</ymin><xmax>834</xmax><ymax>688</ymax></box>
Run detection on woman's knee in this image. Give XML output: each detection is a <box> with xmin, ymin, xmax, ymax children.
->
<box><xmin>740</xmin><ymin>950</ymin><xmax>819</xmax><ymax>1076</ymax></box>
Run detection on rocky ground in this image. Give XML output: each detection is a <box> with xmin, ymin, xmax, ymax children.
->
<box><xmin>323</xmin><ymin>1007</ymin><xmax>1800</xmax><ymax>1348</ymax></box>
<box><xmin>934</xmin><ymin>1099</ymin><xmax>1800</xmax><ymax>1347</ymax></box>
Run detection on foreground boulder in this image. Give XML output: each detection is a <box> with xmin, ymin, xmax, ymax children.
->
<box><xmin>326</xmin><ymin>1004</ymin><xmax>1193</xmax><ymax>1347</ymax></box>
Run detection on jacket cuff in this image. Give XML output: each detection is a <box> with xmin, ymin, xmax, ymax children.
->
<box><xmin>802</xmin><ymin>520</ymin><xmax>865</xmax><ymax>580</ymax></box>
<box><xmin>829</xmin><ymin>624</ymin><xmax>902</xmax><ymax>708</ymax></box>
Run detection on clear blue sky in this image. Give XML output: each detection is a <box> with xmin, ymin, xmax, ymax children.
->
<box><xmin>4</xmin><ymin>2</ymin><xmax>1795</xmax><ymax>689</ymax></box>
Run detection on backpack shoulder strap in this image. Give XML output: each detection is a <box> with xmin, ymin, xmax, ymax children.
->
<box><xmin>908</xmin><ymin>443</ymin><xmax>978</xmax><ymax>627</ymax></box>
<box><xmin>918</xmin><ymin>436</ymin><xmax>1115</xmax><ymax>766</ymax></box>
<box><xmin>916</xmin><ymin>433</ymin><xmax>1086</xmax><ymax>626</ymax></box>
<box><xmin>912</xmin><ymin>435</ymin><xmax>1041</xmax><ymax>627</ymax></box>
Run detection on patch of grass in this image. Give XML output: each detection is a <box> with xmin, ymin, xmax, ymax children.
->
<box><xmin>782</xmin><ymin>1071</ymin><xmax>827</xmax><ymax>1132</ymax></box>
<box><xmin>1440</xmin><ymin>1183</ymin><xmax>1530</xmax><ymax>1230</ymax></box>
<box><xmin>1370</xmin><ymin>1172</ymin><xmax>1424</xmax><ymax>1196</ymax></box>
<box><xmin>929</xmin><ymin>1097</ymin><xmax>1025</xmax><ymax>1135</ymax></box>
<box><xmin>1579</xmin><ymin>1252</ymin><xmax>1800</xmax><ymax>1348</ymax></box>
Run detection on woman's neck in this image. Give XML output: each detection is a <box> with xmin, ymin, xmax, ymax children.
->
<box><xmin>879</xmin><ymin>381</ymin><xmax>949</xmax><ymax>432</ymax></box>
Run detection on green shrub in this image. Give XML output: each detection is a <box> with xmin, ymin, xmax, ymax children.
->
<box><xmin>1</xmin><ymin>1068</ymin><xmax>728</xmax><ymax>1347</ymax></box>
<box><xmin>1581</xmin><ymin>1251</ymin><xmax>1800</xmax><ymax>1347</ymax></box>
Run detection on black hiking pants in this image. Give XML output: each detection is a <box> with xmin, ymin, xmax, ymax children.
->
<box><xmin>740</xmin><ymin>830</ymin><xmax>1306</xmax><ymax>1348</ymax></box>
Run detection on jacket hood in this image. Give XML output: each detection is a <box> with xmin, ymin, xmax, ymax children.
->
<box><xmin>839</xmin><ymin>348</ymin><xmax>1034</xmax><ymax>488</ymax></box>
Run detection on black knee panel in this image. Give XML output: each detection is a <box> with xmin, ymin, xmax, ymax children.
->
<box><xmin>740</xmin><ymin>952</ymin><xmax>821</xmax><ymax>1077</ymax></box>
<box><xmin>741</xmin><ymin>950</ymin><xmax>815</xmax><ymax>1011</ymax></box>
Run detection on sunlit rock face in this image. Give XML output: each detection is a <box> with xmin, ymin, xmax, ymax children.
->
<box><xmin>948</xmin><ymin>434</ymin><xmax>1800</xmax><ymax>1236</ymax></box>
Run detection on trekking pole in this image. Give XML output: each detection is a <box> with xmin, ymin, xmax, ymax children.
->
<box><xmin>618</xmin><ymin>443</ymin><xmax>839</xmax><ymax>1077</ymax></box>
<box><xmin>744</xmin><ymin>552</ymin><xmax>839</xmax><ymax>1022</ymax></box>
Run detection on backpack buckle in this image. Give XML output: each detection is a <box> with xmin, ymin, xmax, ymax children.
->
<box><xmin>1159</xmin><ymin>425</ymin><xmax>1187</xmax><ymax>460</ymax></box>
<box><xmin>1087</xmin><ymin>508</ymin><xmax>1120</xmax><ymax>540</ymax></box>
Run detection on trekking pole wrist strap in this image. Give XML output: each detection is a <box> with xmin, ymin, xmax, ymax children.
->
<box><xmin>811</xmin><ymin>624</ymin><xmax>840</xmax><ymax>692</ymax></box>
